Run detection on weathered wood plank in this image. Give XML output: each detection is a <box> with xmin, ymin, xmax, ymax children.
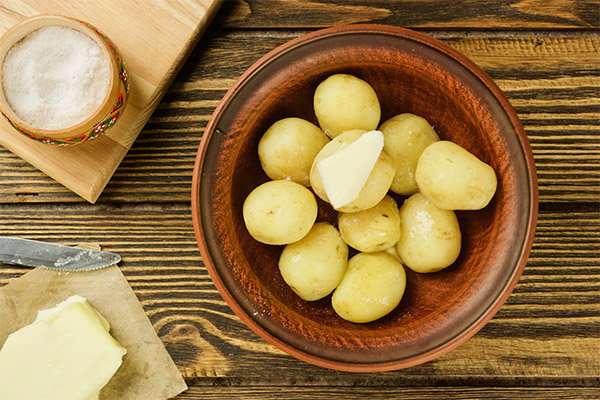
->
<box><xmin>173</xmin><ymin>386</ymin><xmax>600</xmax><ymax>399</ymax></box>
<box><xmin>0</xmin><ymin>31</ymin><xmax>597</xmax><ymax>204</ymax></box>
<box><xmin>0</xmin><ymin>205</ymin><xmax>598</xmax><ymax>382</ymax></box>
<box><xmin>217</xmin><ymin>0</ymin><xmax>600</xmax><ymax>29</ymax></box>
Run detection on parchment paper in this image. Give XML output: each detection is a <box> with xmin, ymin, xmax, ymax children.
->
<box><xmin>0</xmin><ymin>263</ymin><xmax>188</xmax><ymax>400</ymax></box>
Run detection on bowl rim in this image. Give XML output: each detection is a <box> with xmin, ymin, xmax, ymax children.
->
<box><xmin>191</xmin><ymin>24</ymin><xmax>539</xmax><ymax>372</ymax></box>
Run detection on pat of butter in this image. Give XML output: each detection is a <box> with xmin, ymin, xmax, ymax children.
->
<box><xmin>0</xmin><ymin>295</ymin><xmax>126</xmax><ymax>400</ymax></box>
<box><xmin>317</xmin><ymin>130</ymin><xmax>384</xmax><ymax>209</ymax></box>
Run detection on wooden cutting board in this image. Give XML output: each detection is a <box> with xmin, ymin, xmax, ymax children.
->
<box><xmin>0</xmin><ymin>0</ymin><xmax>222</xmax><ymax>203</ymax></box>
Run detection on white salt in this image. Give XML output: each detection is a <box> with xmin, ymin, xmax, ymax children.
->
<box><xmin>2</xmin><ymin>26</ymin><xmax>111</xmax><ymax>130</ymax></box>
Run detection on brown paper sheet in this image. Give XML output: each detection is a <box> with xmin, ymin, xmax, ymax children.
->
<box><xmin>0</xmin><ymin>264</ymin><xmax>188</xmax><ymax>400</ymax></box>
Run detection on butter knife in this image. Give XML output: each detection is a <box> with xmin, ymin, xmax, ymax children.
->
<box><xmin>0</xmin><ymin>237</ymin><xmax>120</xmax><ymax>271</ymax></box>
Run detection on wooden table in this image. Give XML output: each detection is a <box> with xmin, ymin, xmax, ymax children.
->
<box><xmin>1</xmin><ymin>1</ymin><xmax>598</xmax><ymax>398</ymax></box>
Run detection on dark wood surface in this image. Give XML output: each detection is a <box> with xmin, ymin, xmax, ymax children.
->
<box><xmin>1</xmin><ymin>1</ymin><xmax>598</xmax><ymax>398</ymax></box>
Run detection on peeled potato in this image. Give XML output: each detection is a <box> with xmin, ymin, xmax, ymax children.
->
<box><xmin>379</xmin><ymin>113</ymin><xmax>440</xmax><ymax>195</ymax></box>
<box><xmin>383</xmin><ymin>245</ymin><xmax>403</xmax><ymax>263</ymax></box>
<box><xmin>332</xmin><ymin>252</ymin><xmax>406</xmax><ymax>323</ymax></box>
<box><xmin>258</xmin><ymin>117</ymin><xmax>330</xmax><ymax>186</ymax></box>
<box><xmin>243</xmin><ymin>180</ymin><xmax>317</xmax><ymax>245</ymax></box>
<box><xmin>279</xmin><ymin>222</ymin><xmax>348</xmax><ymax>301</ymax></box>
<box><xmin>396</xmin><ymin>193</ymin><xmax>461</xmax><ymax>273</ymax></box>
<box><xmin>415</xmin><ymin>141</ymin><xmax>497</xmax><ymax>210</ymax></box>
<box><xmin>310</xmin><ymin>129</ymin><xmax>395</xmax><ymax>213</ymax></box>
<box><xmin>338</xmin><ymin>195</ymin><xmax>401</xmax><ymax>253</ymax></box>
<box><xmin>314</xmin><ymin>74</ymin><xmax>381</xmax><ymax>138</ymax></box>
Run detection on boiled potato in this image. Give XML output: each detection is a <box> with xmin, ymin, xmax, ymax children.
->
<box><xmin>396</xmin><ymin>193</ymin><xmax>461</xmax><ymax>273</ymax></box>
<box><xmin>314</xmin><ymin>74</ymin><xmax>380</xmax><ymax>138</ymax></box>
<box><xmin>332</xmin><ymin>252</ymin><xmax>406</xmax><ymax>323</ymax></box>
<box><xmin>258</xmin><ymin>117</ymin><xmax>330</xmax><ymax>186</ymax></box>
<box><xmin>379</xmin><ymin>113</ymin><xmax>440</xmax><ymax>195</ymax></box>
<box><xmin>279</xmin><ymin>222</ymin><xmax>348</xmax><ymax>301</ymax></box>
<box><xmin>415</xmin><ymin>141</ymin><xmax>497</xmax><ymax>210</ymax></box>
<box><xmin>243</xmin><ymin>180</ymin><xmax>317</xmax><ymax>245</ymax></box>
<box><xmin>338</xmin><ymin>195</ymin><xmax>401</xmax><ymax>253</ymax></box>
<box><xmin>383</xmin><ymin>245</ymin><xmax>403</xmax><ymax>263</ymax></box>
<box><xmin>310</xmin><ymin>129</ymin><xmax>395</xmax><ymax>213</ymax></box>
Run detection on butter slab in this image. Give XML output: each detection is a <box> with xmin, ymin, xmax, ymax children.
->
<box><xmin>0</xmin><ymin>295</ymin><xmax>126</xmax><ymax>400</ymax></box>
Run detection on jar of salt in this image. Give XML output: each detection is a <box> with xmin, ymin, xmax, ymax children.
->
<box><xmin>0</xmin><ymin>15</ymin><xmax>129</xmax><ymax>145</ymax></box>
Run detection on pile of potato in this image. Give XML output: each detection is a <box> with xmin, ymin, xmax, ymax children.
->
<box><xmin>243</xmin><ymin>74</ymin><xmax>497</xmax><ymax>323</ymax></box>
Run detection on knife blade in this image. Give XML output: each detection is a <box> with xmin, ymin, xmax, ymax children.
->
<box><xmin>0</xmin><ymin>237</ymin><xmax>120</xmax><ymax>271</ymax></box>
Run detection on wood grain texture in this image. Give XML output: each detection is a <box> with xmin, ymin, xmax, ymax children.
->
<box><xmin>172</xmin><ymin>387</ymin><xmax>600</xmax><ymax>400</ymax></box>
<box><xmin>217</xmin><ymin>0</ymin><xmax>600</xmax><ymax>29</ymax></box>
<box><xmin>0</xmin><ymin>206</ymin><xmax>597</xmax><ymax>382</ymax></box>
<box><xmin>0</xmin><ymin>30</ymin><xmax>597</xmax><ymax>204</ymax></box>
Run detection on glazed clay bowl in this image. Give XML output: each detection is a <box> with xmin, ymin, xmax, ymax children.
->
<box><xmin>192</xmin><ymin>25</ymin><xmax>538</xmax><ymax>372</ymax></box>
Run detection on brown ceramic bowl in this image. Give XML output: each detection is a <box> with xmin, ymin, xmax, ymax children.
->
<box><xmin>191</xmin><ymin>25</ymin><xmax>538</xmax><ymax>372</ymax></box>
